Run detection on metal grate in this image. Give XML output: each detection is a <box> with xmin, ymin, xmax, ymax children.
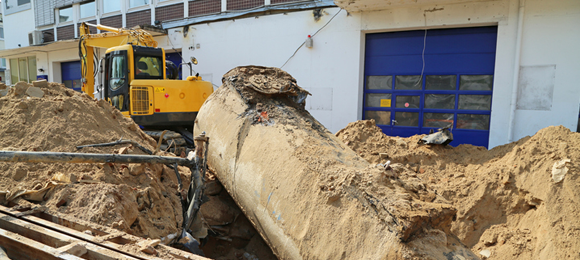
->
<box><xmin>131</xmin><ymin>86</ymin><xmax>149</xmax><ymax>115</ymax></box>
<box><xmin>126</xmin><ymin>10</ymin><xmax>152</xmax><ymax>28</ymax></box>
<box><xmin>226</xmin><ymin>0</ymin><xmax>263</xmax><ymax>11</ymax></box>
<box><xmin>188</xmin><ymin>0</ymin><xmax>221</xmax><ymax>17</ymax></box>
<box><xmin>156</xmin><ymin>3</ymin><xmax>184</xmax><ymax>22</ymax></box>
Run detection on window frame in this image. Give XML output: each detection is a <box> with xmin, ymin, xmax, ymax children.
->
<box><xmin>4</xmin><ymin>0</ymin><xmax>31</xmax><ymax>15</ymax></box>
<box><xmin>79</xmin><ymin>1</ymin><xmax>96</xmax><ymax>20</ymax></box>
<box><xmin>102</xmin><ymin>0</ymin><xmax>122</xmax><ymax>14</ymax></box>
<box><xmin>8</xmin><ymin>56</ymin><xmax>37</xmax><ymax>83</ymax></box>
<box><xmin>58</xmin><ymin>6</ymin><xmax>74</xmax><ymax>23</ymax></box>
<box><xmin>128</xmin><ymin>0</ymin><xmax>150</xmax><ymax>10</ymax></box>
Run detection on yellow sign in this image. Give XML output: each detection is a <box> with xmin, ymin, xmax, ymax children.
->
<box><xmin>380</xmin><ymin>99</ymin><xmax>391</xmax><ymax>107</ymax></box>
<box><xmin>155</xmin><ymin>87</ymin><xmax>166</xmax><ymax>93</ymax></box>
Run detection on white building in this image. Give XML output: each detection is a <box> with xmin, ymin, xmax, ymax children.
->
<box><xmin>0</xmin><ymin>0</ymin><xmax>578</xmax><ymax>148</ymax></box>
<box><xmin>0</xmin><ymin>4</ymin><xmax>6</xmax><ymax>82</ymax></box>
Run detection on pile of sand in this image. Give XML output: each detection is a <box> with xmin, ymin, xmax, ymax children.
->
<box><xmin>0</xmin><ymin>81</ymin><xmax>278</xmax><ymax>259</ymax></box>
<box><xmin>337</xmin><ymin>120</ymin><xmax>580</xmax><ymax>259</ymax></box>
<box><xmin>0</xmin><ymin>81</ymin><xmax>186</xmax><ymax>239</ymax></box>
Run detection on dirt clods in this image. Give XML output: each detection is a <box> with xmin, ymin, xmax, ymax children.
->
<box><xmin>337</xmin><ymin>119</ymin><xmax>580</xmax><ymax>260</ymax></box>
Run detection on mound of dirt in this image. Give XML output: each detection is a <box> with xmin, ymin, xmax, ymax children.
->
<box><xmin>337</xmin><ymin>120</ymin><xmax>580</xmax><ymax>260</ymax></box>
<box><xmin>0</xmin><ymin>80</ymin><xmax>280</xmax><ymax>259</ymax></box>
<box><xmin>0</xmin><ymin>81</ymin><xmax>187</xmax><ymax>239</ymax></box>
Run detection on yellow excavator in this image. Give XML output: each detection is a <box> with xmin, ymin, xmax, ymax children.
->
<box><xmin>78</xmin><ymin>22</ymin><xmax>213</xmax><ymax>148</ymax></box>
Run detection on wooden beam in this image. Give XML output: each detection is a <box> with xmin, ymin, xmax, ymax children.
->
<box><xmin>0</xmin><ymin>227</ymin><xmax>82</xmax><ymax>260</ymax></box>
<box><xmin>0</xmin><ymin>205</ymin><xmax>210</xmax><ymax>260</ymax></box>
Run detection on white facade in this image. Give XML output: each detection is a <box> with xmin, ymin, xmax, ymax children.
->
<box><xmin>177</xmin><ymin>0</ymin><xmax>580</xmax><ymax>148</ymax></box>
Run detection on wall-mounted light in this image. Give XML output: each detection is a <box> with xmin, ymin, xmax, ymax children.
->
<box><xmin>305</xmin><ymin>35</ymin><xmax>313</xmax><ymax>48</ymax></box>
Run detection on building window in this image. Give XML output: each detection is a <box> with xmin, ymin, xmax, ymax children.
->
<box><xmin>80</xmin><ymin>1</ymin><xmax>96</xmax><ymax>18</ymax></box>
<box><xmin>129</xmin><ymin>0</ymin><xmax>149</xmax><ymax>9</ymax></box>
<box><xmin>59</xmin><ymin>6</ymin><xmax>73</xmax><ymax>23</ymax></box>
<box><xmin>0</xmin><ymin>27</ymin><xmax>4</xmax><ymax>39</ymax></box>
<box><xmin>9</xmin><ymin>56</ymin><xmax>36</xmax><ymax>83</ymax></box>
<box><xmin>103</xmin><ymin>0</ymin><xmax>121</xmax><ymax>13</ymax></box>
<box><xmin>5</xmin><ymin>0</ymin><xmax>31</xmax><ymax>14</ymax></box>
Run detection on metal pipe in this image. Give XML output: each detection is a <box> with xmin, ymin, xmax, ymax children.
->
<box><xmin>507</xmin><ymin>0</ymin><xmax>526</xmax><ymax>142</ymax></box>
<box><xmin>0</xmin><ymin>151</ymin><xmax>195</xmax><ymax>167</ymax></box>
<box><xmin>83</xmin><ymin>22</ymin><xmax>121</xmax><ymax>33</ymax></box>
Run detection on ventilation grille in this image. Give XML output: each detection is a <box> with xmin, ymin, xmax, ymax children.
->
<box><xmin>131</xmin><ymin>86</ymin><xmax>149</xmax><ymax>115</ymax></box>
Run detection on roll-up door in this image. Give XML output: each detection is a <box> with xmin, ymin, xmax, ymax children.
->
<box><xmin>364</xmin><ymin>26</ymin><xmax>497</xmax><ymax>147</ymax></box>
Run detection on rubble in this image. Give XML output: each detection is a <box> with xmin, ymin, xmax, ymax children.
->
<box><xmin>337</xmin><ymin>119</ymin><xmax>580</xmax><ymax>260</ymax></box>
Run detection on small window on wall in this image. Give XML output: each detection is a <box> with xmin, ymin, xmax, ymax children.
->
<box><xmin>103</xmin><ymin>0</ymin><xmax>121</xmax><ymax>13</ymax></box>
<box><xmin>9</xmin><ymin>56</ymin><xmax>36</xmax><ymax>83</ymax></box>
<box><xmin>5</xmin><ymin>0</ymin><xmax>31</xmax><ymax>15</ymax></box>
<box><xmin>59</xmin><ymin>6</ymin><xmax>73</xmax><ymax>23</ymax></box>
<box><xmin>129</xmin><ymin>0</ymin><xmax>149</xmax><ymax>8</ymax></box>
<box><xmin>80</xmin><ymin>1</ymin><xmax>96</xmax><ymax>18</ymax></box>
<box><xmin>0</xmin><ymin>27</ymin><xmax>4</xmax><ymax>39</ymax></box>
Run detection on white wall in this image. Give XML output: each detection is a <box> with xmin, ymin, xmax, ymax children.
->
<box><xmin>47</xmin><ymin>49</ymin><xmax>80</xmax><ymax>82</ymax></box>
<box><xmin>3</xmin><ymin>8</ymin><xmax>36</xmax><ymax>49</ymax></box>
<box><xmin>181</xmin><ymin>8</ymin><xmax>362</xmax><ymax>132</ymax></box>
<box><xmin>510</xmin><ymin>0</ymin><xmax>580</xmax><ymax>142</ymax></box>
<box><xmin>179</xmin><ymin>0</ymin><xmax>580</xmax><ymax>148</ymax></box>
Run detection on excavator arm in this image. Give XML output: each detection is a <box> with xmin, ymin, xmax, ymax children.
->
<box><xmin>78</xmin><ymin>22</ymin><xmax>158</xmax><ymax>98</ymax></box>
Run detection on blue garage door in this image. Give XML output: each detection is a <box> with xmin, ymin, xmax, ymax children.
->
<box><xmin>364</xmin><ymin>26</ymin><xmax>497</xmax><ymax>148</ymax></box>
<box><xmin>61</xmin><ymin>61</ymin><xmax>82</xmax><ymax>92</ymax></box>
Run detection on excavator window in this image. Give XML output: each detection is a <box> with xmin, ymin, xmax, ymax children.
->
<box><xmin>105</xmin><ymin>50</ymin><xmax>129</xmax><ymax>111</ymax></box>
<box><xmin>134</xmin><ymin>55</ymin><xmax>163</xmax><ymax>80</ymax></box>
<box><xmin>110</xmin><ymin>55</ymin><xmax>126</xmax><ymax>91</ymax></box>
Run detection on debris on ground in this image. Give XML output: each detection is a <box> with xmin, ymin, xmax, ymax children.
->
<box><xmin>337</xmin><ymin>119</ymin><xmax>580</xmax><ymax>260</ymax></box>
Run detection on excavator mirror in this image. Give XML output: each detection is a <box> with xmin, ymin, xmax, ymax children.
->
<box><xmin>190</xmin><ymin>57</ymin><xmax>198</xmax><ymax>65</ymax></box>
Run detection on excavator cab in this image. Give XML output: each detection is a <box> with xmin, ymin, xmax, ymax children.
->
<box><xmin>103</xmin><ymin>45</ymin><xmax>166</xmax><ymax>111</ymax></box>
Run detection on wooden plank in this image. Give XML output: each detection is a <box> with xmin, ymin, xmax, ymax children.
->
<box><xmin>0</xmin><ymin>227</ymin><xmax>82</xmax><ymax>260</ymax></box>
<box><xmin>0</xmin><ymin>205</ymin><xmax>210</xmax><ymax>260</ymax></box>
<box><xmin>57</xmin><ymin>242</ymin><xmax>88</xmax><ymax>257</ymax></box>
<box><xmin>0</xmin><ymin>211</ymin><xmax>72</xmax><ymax>248</ymax></box>
<box><xmin>0</xmin><ymin>209</ymin><xmax>142</xmax><ymax>260</ymax></box>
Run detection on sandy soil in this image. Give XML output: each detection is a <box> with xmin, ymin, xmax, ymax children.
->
<box><xmin>0</xmin><ymin>81</ymin><xmax>277</xmax><ymax>259</ymax></box>
<box><xmin>336</xmin><ymin>119</ymin><xmax>580</xmax><ymax>259</ymax></box>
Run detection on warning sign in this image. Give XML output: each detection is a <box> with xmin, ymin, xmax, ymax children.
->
<box><xmin>380</xmin><ymin>99</ymin><xmax>391</xmax><ymax>107</ymax></box>
<box><xmin>155</xmin><ymin>87</ymin><xmax>166</xmax><ymax>93</ymax></box>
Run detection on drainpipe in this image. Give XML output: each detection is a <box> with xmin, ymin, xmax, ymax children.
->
<box><xmin>507</xmin><ymin>0</ymin><xmax>525</xmax><ymax>143</ymax></box>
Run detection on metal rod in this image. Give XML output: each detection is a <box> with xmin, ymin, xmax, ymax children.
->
<box><xmin>76</xmin><ymin>138</ymin><xmax>153</xmax><ymax>155</ymax></box>
<box><xmin>0</xmin><ymin>151</ymin><xmax>195</xmax><ymax>167</ymax></box>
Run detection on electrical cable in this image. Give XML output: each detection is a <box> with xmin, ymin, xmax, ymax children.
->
<box><xmin>280</xmin><ymin>8</ymin><xmax>343</xmax><ymax>69</ymax></box>
<box><xmin>415</xmin><ymin>13</ymin><xmax>427</xmax><ymax>87</ymax></box>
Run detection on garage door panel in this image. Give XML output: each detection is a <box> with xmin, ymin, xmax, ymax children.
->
<box><xmin>363</xmin><ymin>26</ymin><xmax>497</xmax><ymax>148</ymax></box>
<box><xmin>367</xmin><ymin>27</ymin><xmax>498</xmax><ymax>56</ymax></box>
<box><xmin>365</xmin><ymin>53</ymin><xmax>496</xmax><ymax>75</ymax></box>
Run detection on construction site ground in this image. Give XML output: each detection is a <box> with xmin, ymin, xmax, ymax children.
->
<box><xmin>0</xmin><ymin>79</ymin><xmax>578</xmax><ymax>259</ymax></box>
